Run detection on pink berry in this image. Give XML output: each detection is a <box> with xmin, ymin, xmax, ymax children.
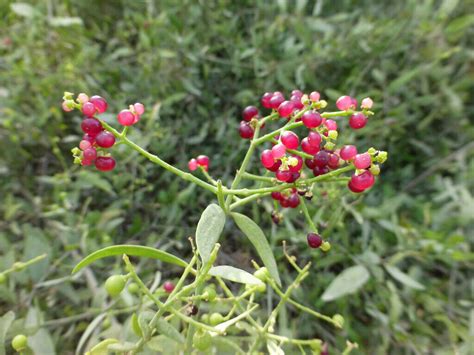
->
<box><xmin>134</xmin><ymin>103</ymin><xmax>145</xmax><ymax>115</ymax></box>
<box><xmin>307</xmin><ymin>233</ymin><xmax>322</xmax><ymax>248</ymax></box>
<box><xmin>336</xmin><ymin>95</ymin><xmax>353</xmax><ymax>110</ymax></box>
<box><xmin>351</xmin><ymin>97</ymin><xmax>358</xmax><ymax>108</ymax></box>
<box><xmin>302</xmin><ymin>111</ymin><xmax>322</xmax><ymax>128</ymax></box>
<box><xmin>269</xmin><ymin>94</ymin><xmax>285</xmax><ymax>109</ymax></box>
<box><xmin>261</xmin><ymin>149</ymin><xmax>275</xmax><ymax>169</ymax></box>
<box><xmin>314</xmin><ymin>150</ymin><xmax>330</xmax><ymax>167</ymax></box>
<box><xmin>277</xmin><ymin>101</ymin><xmax>295</xmax><ymax>118</ymax></box>
<box><xmin>349</xmin><ymin>113</ymin><xmax>367</xmax><ymax>129</ymax></box>
<box><xmin>361</xmin><ymin>97</ymin><xmax>373</xmax><ymax>109</ymax></box>
<box><xmin>261</xmin><ymin>92</ymin><xmax>273</xmax><ymax>109</ymax></box>
<box><xmin>288</xmin><ymin>155</ymin><xmax>303</xmax><ymax>172</ymax></box>
<box><xmin>163</xmin><ymin>281</ymin><xmax>175</xmax><ymax>293</ymax></box>
<box><xmin>196</xmin><ymin>155</ymin><xmax>210</xmax><ymax>171</ymax></box>
<box><xmin>239</xmin><ymin>121</ymin><xmax>254</xmax><ymax>139</ymax></box>
<box><xmin>309</xmin><ymin>91</ymin><xmax>320</xmax><ymax>102</ymax></box>
<box><xmin>79</xmin><ymin>140</ymin><xmax>91</xmax><ymax>150</ymax></box>
<box><xmin>324</xmin><ymin>119</ymin><xmax>338</xmax><ymax>131</ymax></box>
<box><xmin>272</xmin><ymin>143</ymin><xmax>286</xmax><ymax>159</ymax></box>
<box><xmin>83</xmin><ymin>147</ymin><xmax>97</xmax><ymax>161</ymax></box>
<box><xmin>340</xmin><ymin>145</ymin><xmax>358</xmax><ymax>161</ymax></box>
<box><xmin>77</xmin><ymin>93</ymin><xmax>89</xmax><ymax>104</ymax></box>
<box><xmin>82</xmin><ymin>102</ymin><xmax>96</xmax><ymax>117</ymax></box>
<box><xmin>275</xmin><ymin>169</ymin><xmax>291</xmax><ymax>182</ymax></box>
<box><xmin>95</xmin><ymin>131</ymin><xmax>116</xmax><ymax>148</ymax></box>
<box><xmin>301</xmin><ymin>138</ymin><xmax>319</xmax><ymax>155</ymax></box>
<box><xmin>95</xmin><ymin>156</ymin><xmax>116</xmax><ymax>172</ymax></box>
<box><xmin>81</xmin><ymin>118</ymin><xmax>103</xmax><ymax>136</ymax></box>
<box><xmin>62</xmin><ymin>101</ymin><xmax>73</xmax><ymax>112</ymax></box>
<box><xmin>117</xmin><ymin>109</ymin><xmax>135</xmax><ymax>126</ymax></box>
<box><xmin>291</xmin><ymin>89</ymin><xmax>303</xmax><ymax>97</ymax></box>
<box><xmin>281</xmin><ymin>131</ymin><xmax>299</xmax><ymax>149</ymax></box>
<box><xmin>89</xmin><ymin>95</ymin><xmax>108</xmax><ymax>114</ymax></box>
<box><xmin>83</xmin><ymin>134</ymin><xmax>95</xmax><ymax>144</ymax></box>
<box><xmin>290</xmin><ymin>95</ymin><xmax>304</xmax><ymax>109</ymax></box>
<box><xmin>242</xmin><ymin>106</ymin><xmax>259</xmax><ymax>121</ymax></box>
<box><xmin>188</xmin><ymin>158</ymin><xmax>198</xmax><ymax>171</ymax></box>
<box><xmin>307</xmin><ymin>131</ymin><xmax>322</xmax><ymax>147</ymax></box>
<box><xmin>354</xmin><ymin>153</ymin><xmax>371</xmax><ymax>169</ymax></box>
<box><xmin>350</xmin><ymin>171</ymin><xmax>375</xmax><ymax>190</ymax></box>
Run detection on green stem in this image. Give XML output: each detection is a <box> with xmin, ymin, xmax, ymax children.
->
<box><xmin>299</xmin><ymin>197</ymin><xmax>318</xmax><ymax>233</ymax></box>
<box><xmin>1</xmin><ymin>254</ymin><xmax>47</xmax><ymax>276</ymax></box>
<box><xmin>242</xmin><ymin>172</ymin><xmax>275</xmax><ymax>183</ymax></box>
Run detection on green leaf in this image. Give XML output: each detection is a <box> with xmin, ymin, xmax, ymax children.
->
<box><xmin>107</xmin><ymin>342</ymin><xmax>137</xmax><ymax>352</ymax></box>
<box><xmin>208</xmin><ymin>265</ymin><xmax>264</xmax><ymax>285</ymax></box>
<box><xmin>0</xmin><ymin>311</ymin><xmax>15</xmax><ymax>355</ymax></box>
<box><xmin>48</xmin><ymin>17</ymin><xmax>83</xmax><ymax>27</ymax></box>
<box><xmin>321</xmin><ymin>265</ymin><xmax>370</xmax><ymax>302</ymax></box>
<box><xmin>72</xmin><ymin>245</ymin><xmax>187</xmax><ymax>273</ymax></box>
<box><xmin>10</xmin><ymin>3</ymin><xmax>34</xmax><ymax>18</ymax></box>
<box><xmin>267</xmin><ymin>340</ymin><xmax>285</xmax><ymax>355</ymax></box>
<box><xmin>29</xmin><ymin>328</ymin><xmax>56</xmax><ymax>355</ymax></box>
<box><xmin>196</xmin><ymin>204</ymin><xmax>226</xmax><ymax>263</ymax></box>
<box><xmin>385</xmin><ymin>265</ymin><xmax>425</xmax><ymax>290</ymax></box>
<box><xmin>87</xmin><ymin>339</ymin><xmax>119</xmax><ymax>355</ymax></box>
<box><xmin>231</xmin><ymin>213</ymin><xmax>281</xmax><ymax>286</ymax></box>
<box><xmin>155</xmin><ymin>318</ymin><xmax>185</xmax><ymax>344</ymax></box>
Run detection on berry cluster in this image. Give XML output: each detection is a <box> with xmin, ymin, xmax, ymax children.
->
<box><xmin>188</xmin><ymin>155</ymin><xmax>210</xmax><ymax>172</ymax></box>
<box><xmin>62</xmin><ymin>92</ymin><xmax>145</xmax><ymax>172</ymax></box>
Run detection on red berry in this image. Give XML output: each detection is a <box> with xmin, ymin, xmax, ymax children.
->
<box><xmin>305</xmin><ymin>158</ymin><xmax>317</xmax><ymax>169</ymax></box>
<box><xmin>314</xmin><ymin>150</ymin><xmax>330</xmax><ymax>167</ymax></box>
<box><xmin>89</xmin><ymin>95</ymin><xmax>108</xmax><ymax>114</ymax></box>
<box><xmin>348</xmin><ymin>180</ymin><xmax>365</xmax><ymax>193</ymax></box>
<box><xmin>286</xmin><ymin>172</ymin><xmax>301</xmax><ymax>184</ymax></box>
<box><xmin>272</xmin><ymin>143</ymin><xmax>286</xmax><ymax>159</ymax></box>
<box><xmin>188</xmin><ymin>158</ymin><xmax>198</xmax><ymax>171</ymax></box>
<box><xmin>351</xmin><ymin>97</ymin><xmax>358</xmax><ymax>108</ymax></box>
<box><xmin>302</xmin><ymin>111</ymin><xmax>322</xmax><ymax>128</ymax></box>
<box><xmin>261</xmin><ymin>92</ymin><xmax>273</xmax><ymax>109</ymax></box>
<box><xmin>117</xmin><ymin>109</ymin><xmax>135</xmax><ymax>126</ymax></box>
<box><xmin>276</xmin><ymin>169</ymin><xmax>291</xmax><ymax>182</ymax></box>
<box><xmin>281</xmin><ymin>131</ymin><xmax>299</xmax><ymax>149</ymax></box>
<box><xmin>95</xmin><ymin>156</ymin><xmax>116</xmax><ymax>171</ymax></box>
<box><xmin>242</xmin><ymin>106</ymin><xmax>259</xmax><ymax>121</ymax></box>
<box><xmin>196</xmin><ymin>155</ymin><xmax>210</xmax><ymax>171</ymax></box>
<box><xmin>83</xmin><ymin>147</ymin><xmax>97</xmax><ymax>161</ymax></box>
<box><xmin>261</xmin><ymin>149</ymin><xmax>275</xmax><ymax>169</ymax></box>
<box><xmin>336</xmin><ymin>95</ymin><xmax>353</xmax><ymax>110</ymax></box>
<box><xmin>349</xmin><ymin>113</ymin><xmax>367</xmax><ymax>129</ymax></box>
<box><xmin>280</xmin><ymin>197</ymin><xmax>290</xmax><ymax>208</ymax></box>
<box><xmin>328</xmin><ymin>154</ymin><xmax>340</xmax><ymax>169</ymax></box>
<box><xmin>79</xmin><ymin>140</ymin><xmax>91</xmax><ymax>150</ymax></box>
<box><xmin>313</xmin><ymin>166</ymin><xmax>329</xmax><ymax>176</ymax></box>
<box><xmin>288</xmin><ymin>155</ymin><xmax>303</xmax><ymax>172</ymax></box>
<box><xmin>82</xmin><ymin>102</ymin><xmax>96</xmax><ymax>117</ymax></box>
<box><xmin>267</xmin><ymin>160</ymin><xmax>281</xmax><ymax>172</ymax></box>
<box><xmin>81</xmin><ymin>118</ymin><xmax>103</xmax><ymax>136</ymax></box>
<box><xmin>307</xmin><ymin>233</ymin><xmax>322</xmax><ymax>248</ymax></box>
<box><xmin>307</xmin><ymin>131</ymin><xmax>322</xmax><ymax>147</ymax></box>
<box><xmin>277</xmin><ymin>101</ymin><xmax>295</xmax><ymax>118</ymax></box>
<box><xmin>340</xmin><ymin>145</ymin><xmax>358</xmax><ymax>161</ymax></box>
<box><xmin>83</xmin><ymin>134</ymin><xmax>95</xmax><ymax>144</ymax></box>
<box><xmin>287</xmin><ymin>193</ymin><xmax>300</xmax><ymax>208</ymax></box>
<box><xmin>81</xmin><ymin>158</ymin><xmax>93</xmax><ymax>166</ymax></box>
<box><xmin>350</xmin><ymin>171</ymin><xmax>375</xmax><ymax>190</ymax></box>
<box><xmin>354</xmin><ymin>153</ymin><xmax>371</xmax><ymax>169</ymax></box>
<box><xmin>301</xmin><ymin>138</ymin><xmax>320</xmax><ymax>155</ymax></box>
<box><xmin>239</xmin><ymin>121</ymin><xmax>254</xmax><ymax>139</ymax></box>
<box><xmin>163</xmin><ymin>281</ymin><xmax>175</xmax><ymax>293</ymax></box>
<box><xmin>309</xmin><ymin>91</ymin><xmax>320</xmax><ymax>102</ymax></box>
<box><xmin>271</xmin><ymin>191</ymin><xmax>283</xmax><ymax>200</ymax></box>
<box><xmin>324</xmin><ymin>119</ymin><xmax>338</xmax><ymax>131</ymax></box>
<box><xmin>95</xmin><ymin>131</ymin><xmax>115</xmax><ymax>148</ymax></box>
<box><xmin>269</xmin><ymin>94</ymin><xmax>285</xmax><ymax>109</ymax></box>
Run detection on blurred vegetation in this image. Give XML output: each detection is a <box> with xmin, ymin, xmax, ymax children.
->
<box><xmin>0</xmin><ymin>0</ymin><xmax>473</xmax><ymax>353</ymax></box>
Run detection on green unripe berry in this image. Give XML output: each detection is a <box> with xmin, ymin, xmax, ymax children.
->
<box><xmin>11</xmin><ymin>334</ymin><xmax>27</xmax><ymax>352</ymax></box>
<box><xmin>12</xmin><ymin>262</ymin><xmax>25</xmax><ymax>272</ymax></box>
<box><xmin>0</xmin><ymin>273</ymin><xmax>6</xmax><ymax>284</ymax></box>
<box><xmin>253</xmin><ymin>267</ymin><xmax>269</xmax><ymax>282</ymax></box>
<box><xmin>320</xmin><ymin>241</ymin><xmax>331</xmax><ymax>252</ymax></box>
<box><xmin>193</xmin><ymin>330</ymin><xmax>212</xmax><ymax>351</ymax></box>
<box><xmin>332</xmin><ymin>314</ymin><xmax>344</xmax><ymax>328</ymax></box>
<box><xmin>377</xmin><ymin>151</ymin><xmax>388</xmax><ymax>163</ymax></box>
<box><xmin>203</xmin><ymin>286</ymin><xmax>217</xmax><ymax>302</ymax></box>
<box><xmin>255</xmin><ymin>282</ymin><xmax>266</xmax><ymax>293</ymax></box>
<box><xmin>369</xmin><ymin>164</ymin><xmax>381</xmax><ymax>176</ymax></box>
<box><xmin>328</xmin><ymin>130</ymin><xmax>338</xmax><ymax>140</ymax></box>
<box><xmin>105</xmin><ymin>275</ymin><xmax>126</xmax><ymax>297</ymax></box>
<box><xmin>128</xmin><ymin>282</ymin><xmax>139</xmax><ymax>294</ymax></box>
<box><xmin>209</xmin><ymin>312</ymin><xmax>224</xmax><ymax>326</ymax></box>
<box><xmin>200</xmin><ymin>314</ymin><xmax>210</xmax><ymax>324</ymax></box>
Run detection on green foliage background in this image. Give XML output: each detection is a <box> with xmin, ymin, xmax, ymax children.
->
<box><xmin>0</xmin><ymin>0</ymin><xmax>473</xmax><ymax>353</ymax></box>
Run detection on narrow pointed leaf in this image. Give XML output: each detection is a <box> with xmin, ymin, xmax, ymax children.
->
<box><xmin>72</xmin><ymin>245</ymin><xmax>187</xmax><ymax>274</ymax></box>
<box><xmin>155</xmin><ymin>319</ymin><xmax>185</xmax><ymax>344</ymax></box>
<box><xmin>321</xmin><ymin>265</ymin><xmax>370</xmax><ymax>302</ymax></box>
<box><xmin>231</xmin><ymin>213</ymin><xmax>281</xmax><ymax>286</ymax></box>
<box><xmin>196</xmin><ymin>204</ymin><xmax>226</xmax><ymax>263</ymax></box>
<box><xmin>208</xmin><ymin>265</ymin><xmax>264</xmax><ymax>285</ymax></box>
<box><xmin>385</xmin><ymin>265</ymin><xmax>425</xmax><ymax>290</ymax></box>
